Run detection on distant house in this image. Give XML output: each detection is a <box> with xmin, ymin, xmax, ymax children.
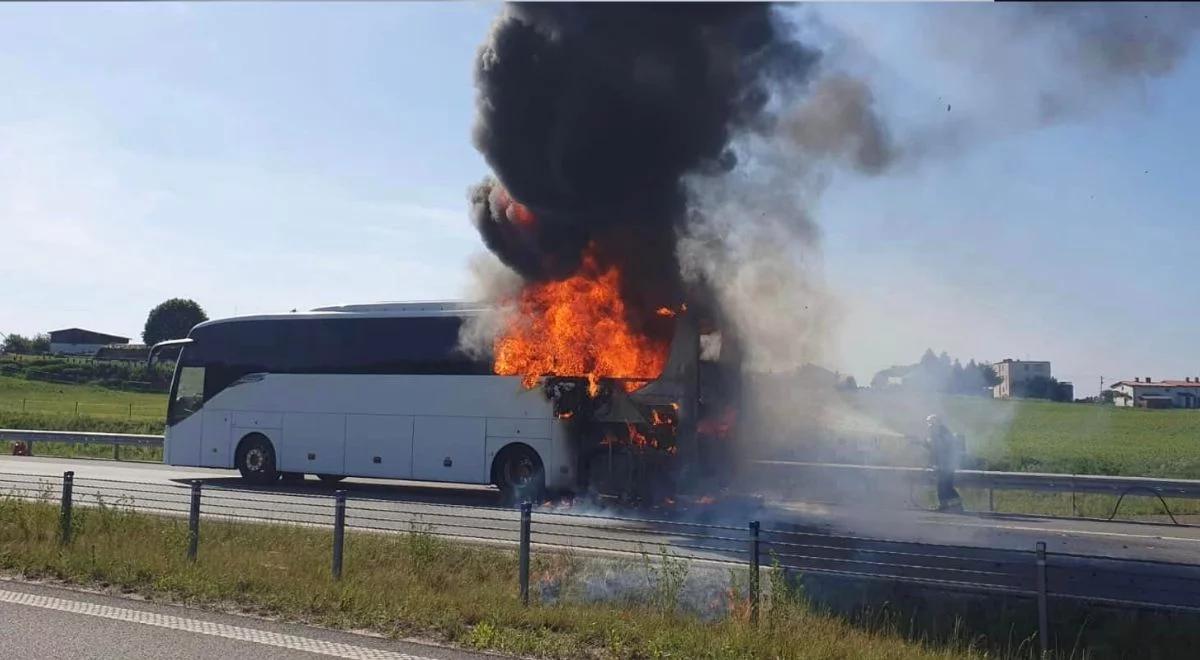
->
<box><xmin>1110</xmin><ymin>378</ymin><xmax>1200</xmax><ymax>409</ymax></box>
<box><xmin>48</xmin><ymin>328</ymin><xmax>130</xmax><ymax>356</ymax></box>
<box><xmin>991</xmin><ymin>359</ymin><xmax>1052</xmax><ymax>399</ymax></box>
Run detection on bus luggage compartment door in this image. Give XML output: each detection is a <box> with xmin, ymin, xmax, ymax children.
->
<box><xmin>280</xmin><ymin>413</ymin><xmax>346</xmax><ymax>475</ymax></box>
<box><xmin>346</xmin><ymin>414</ymin><xmax>414</xmax><ymax>479</ymax></box>
<box><xmin>412</xmin><ymin>417</ymin><xmax>486</xmax><ymax>484</ymax></box>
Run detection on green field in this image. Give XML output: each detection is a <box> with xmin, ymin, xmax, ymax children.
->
<box><xmin>852</xmin><ymin>392</ymin><xmax>1200</xmax><ymax>479</ymax></box>
<box><xmin>0</xmin><ymin>375</ymin><xmax>166</xmax><ymax>421</ymax></box>
<box><xmin>0</xmin><ymin>376</ymin><xmax>166</xmax><ymax>456</ymax></box>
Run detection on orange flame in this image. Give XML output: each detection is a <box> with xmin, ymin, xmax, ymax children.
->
<box><xmin>493</xmin><ymin>245</ymin><xmax>670</xmax><ymax>396</ymax></box>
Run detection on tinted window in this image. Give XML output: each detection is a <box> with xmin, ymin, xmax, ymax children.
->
<box><xmin>184</xmin><ymin>315</ymin><xmax>492</xmax><ymax>398</ymax></box>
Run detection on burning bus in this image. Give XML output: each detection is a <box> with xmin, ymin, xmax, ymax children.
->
<box><xmin>154</xmin><ymin>297</ymin><xmax>741</xmax><ymax>504</ymax></box>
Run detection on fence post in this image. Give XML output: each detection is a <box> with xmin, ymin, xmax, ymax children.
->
<box><xmin>128</xmin><ymin>403</ymin><xmax>132</xmax><ymax>418</ymax></box>
<box><xmin>332</xmin><ymin>490</ymin><xmax>346</xmax><ymax>580</ymax></box>
<box><xmin>74</xmin><ymin>401</ymin><xmax>79</xmax><ymax>416</ymax></box>
<box><xmin>519</xmin><ymin>500</ymin><xmax>532</xmax><ymax>606</ymax></box>
<box><xmin>187</xmin><ymin>480</ymin><xmax>202</xmax><ymax>561</ymax></box>
<box><xmin>59</xmin><ymin>471</ymin><xmax>74</xmax><ymax>545</ymax></box>
<box><xmin>749</xmin><ymin>520</ymin><xmax>761</xmax><ymax>624</ymax></box>
<box><xmin>21</xmin><ymin>398</ymin><xmax>25</xmax><ymax>412</ymax></box>
<box><xmin>1036</xmin><ymin>541</ymin><xmax>1049</xmax><ymax>656</ymax></box>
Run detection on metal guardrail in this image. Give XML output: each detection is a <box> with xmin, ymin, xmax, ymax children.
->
<box><xmin>754</xmin><ymin>459</ymin><xmax>1200</xmax><ymax>500</ymax></box>
<box><xmin>0</xmin><ymin>429</ymin><xmax>163</xmax><ymax>447</ymax></box>
<box><xmin>0</xmin><ymin>429</ymin><xmax>163</xmax><ymax>460</ymax></box>
<box><xmin>5</xmin><ymin>429</ymin><xmax>1200</xmax><ymax>503</ymax></box>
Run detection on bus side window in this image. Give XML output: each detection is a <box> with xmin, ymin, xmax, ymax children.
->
<box><xmin>170</xmin><ymin>366</ymin><xmax>206</xmax><ymax>424</ymax></box>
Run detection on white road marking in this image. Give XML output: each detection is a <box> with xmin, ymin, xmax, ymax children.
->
<box><xmin>0</xmin><ymin>588</ymin><xmax>437</xmax><ymax>660</ymax></box>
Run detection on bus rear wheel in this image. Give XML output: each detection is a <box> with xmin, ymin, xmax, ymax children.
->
<box><xmin>494</xmin><ymin>445</ymin><xmax>544</xmax><ymax>506</ymax></box>
<box><xmin>236</xmin><ymin>434</ymin><xmax>278</xmax><ymax>485</ymax></box>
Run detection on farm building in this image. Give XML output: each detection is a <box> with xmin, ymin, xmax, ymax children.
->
<box><xmin>1110</xmin><ymin>378</ymin><xmax>1200</xmax><ymax>409</ymax></box>
<box><xmin>48</xmin><ymin>328</ymin><xmax>130</xmax><ymax>356</ymax></box>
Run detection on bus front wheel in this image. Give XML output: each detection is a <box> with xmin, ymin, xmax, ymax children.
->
<box><xmin>236</xmin><ymin>434</ymin><xmax>278</xmax><ymax>484</ymax></box>
<box><xmin>493</xmin><ymin>444</ymin><xmax>545</xmax><ymax>506</ymax></box>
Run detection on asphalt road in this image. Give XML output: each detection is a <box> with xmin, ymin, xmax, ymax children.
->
<box><xmin>0</xmin><ymin>579</ymin><xmax>490</xmax><ymax>660</ymax></box>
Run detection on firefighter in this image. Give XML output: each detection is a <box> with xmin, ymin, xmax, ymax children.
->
<box><xmin>925</xmin><ymin>414</ymin><xmax>963</xmax><ymax>512</ymax></box>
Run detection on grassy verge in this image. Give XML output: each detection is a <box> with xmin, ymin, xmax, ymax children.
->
<box><xmin>0</xmin><ymin>496</ymin><xmax>991</xmax><ymax>659</ymax></box>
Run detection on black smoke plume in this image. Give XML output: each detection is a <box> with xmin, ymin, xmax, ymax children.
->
<box><xmin>469</xmin><ymin>3</ymin><xmax>818</xmax><ymax>329</ymax></box>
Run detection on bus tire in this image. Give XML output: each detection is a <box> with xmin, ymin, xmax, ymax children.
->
<box><xmin>316</xmin><ymin>474</ymin><xmax>345</xmax><ymax>484</ymax></box>
<box><xmin>493</xmin><ymin>444</ymin><xmax>544</xmax><ymax>506</ymax></box>
<box><xmin>235</xmin><ymin>434</ymin><xmax>278</xmax><ymax>484</ymax></box>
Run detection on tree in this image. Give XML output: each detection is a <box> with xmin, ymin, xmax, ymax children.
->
<box><xmin>2</xmin><ymin>333</ymin><xmax>30</xmax><ymax>354</ymax></box>
<box><xmin>143</xmin><ymin>299</ymin><xmax>208</xmax><ymax>345</ymax></box>
<box><xmin>30</xmin><ymin>333</ymin><xmax>49</xmax><ymax>353</ymax></box>
<box><xmin>2</xmin><ymin>333</ymin><xmax>49</xmax><ymax>354</ymax></box>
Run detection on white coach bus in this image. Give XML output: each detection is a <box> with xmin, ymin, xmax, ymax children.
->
<box><xmin>152</xmin><ymin>301</ymin><xmax>701</xmax><ymax>502</ymax></box>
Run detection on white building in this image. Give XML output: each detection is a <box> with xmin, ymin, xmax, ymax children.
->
<box><xmin>991</xmin><ymin>359</ymin><xmax>1052</xmax><ymax>399</ymax></box>
<box><xmin>48</xmin><ymin>328</ymin><xmax>130</xmax><ymax>356</ymax></box>
<box><xmin>1110</xmin><ymin>378</ymin><xmax>1200</xmax><ymax>409</ymax></box>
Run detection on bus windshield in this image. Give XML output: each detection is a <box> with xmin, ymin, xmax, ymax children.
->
<box><xmin>168</xmin><ymin>359</ymin><xmax>205</xmax><ymax>425</ymax></box>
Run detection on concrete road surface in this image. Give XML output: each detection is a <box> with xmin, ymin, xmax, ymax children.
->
<box><xmin>0</xmin><ymin>579</ymin><xmax>492</xmax><ymax>660</ymax></box>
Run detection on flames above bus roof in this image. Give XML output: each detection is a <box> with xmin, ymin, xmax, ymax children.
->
<box><xmin>468</xmin><ymin>3</ymin><xmax>812</xmax><ymax>386</ymax></box>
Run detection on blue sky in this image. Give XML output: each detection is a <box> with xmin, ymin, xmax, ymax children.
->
<box><xmin>2</xmin><ymin>3</ymin><xmax>1196</xmax><ymax>394</ymax></box>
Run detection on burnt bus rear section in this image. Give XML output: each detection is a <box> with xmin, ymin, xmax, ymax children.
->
<box><xmin>546</xmin><ymin>310</ymin><xmax>741</xmax><ymax>502</ymax></box>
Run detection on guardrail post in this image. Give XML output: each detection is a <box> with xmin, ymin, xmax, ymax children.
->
<box><xmin>113</xmin><ymin>443</ymin><xmax>121</xmax><ymax>461</ymax></box>
<box><xmin>749</xmin><ymin>520</ymin><xmax>761</xmax><ymax>624</ymax></box>
<box><xmin>519</xmin><ymin>500</ymin><xmax>532</xmax><ymax>606</ymax></box>
<box><xmin>988</xmin><ymin>487</ymin><xmax>994</xmax><ymax>512</ymax></box>
<box><xmin>1036</xmin><ymin>541</ymin><xmax>1049</xmax><ymax>656</ymax></box>
<box><xmin>59</xmin><ymin>471</ymin><xmax>74</xmax><ymax>545</ymax></box>
<box><xmin>332</xmin><ymin>490</ymin><xmax>346</xmax><ymax>580</ymax></box>
<box><xmin>187</xmin><ymin>480</ymin><xmax>201</xmax><ymax>561</ymax></box>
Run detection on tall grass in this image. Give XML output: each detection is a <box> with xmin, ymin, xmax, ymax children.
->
<box><xmin>0</xmin><ymin>496</ymin><xmax>995</xmax><ymax>659</ymax></box>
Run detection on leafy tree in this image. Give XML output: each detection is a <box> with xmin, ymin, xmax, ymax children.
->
<box><xmin>2</xmin><ymin>333</ymin><xmax>49</xmax><ymax>354</ymax></box>
<box><xmin>143</xmin><ymin>298</ymin><xmax>208</xmax><ymax>345</ymax></box>
<box><xmin>30</xmin><ymin>333</ymin><xmax>49</xmax><ymax>353</ymax></box>
<box><xmin>2</xmin><ymin>333</ymin><xmax>30</xmax><ymax>354</ymax></box>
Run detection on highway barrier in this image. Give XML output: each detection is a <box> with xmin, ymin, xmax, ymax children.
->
<box><xmin>5</xmin><ymin>469</ymin><xmax>1200</xmax><ymax>651</ymax></box>
<box><xmin>7</xmin><ymin>429</ymin><xmax>1200</xmax><ymax>524</ymax></box>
